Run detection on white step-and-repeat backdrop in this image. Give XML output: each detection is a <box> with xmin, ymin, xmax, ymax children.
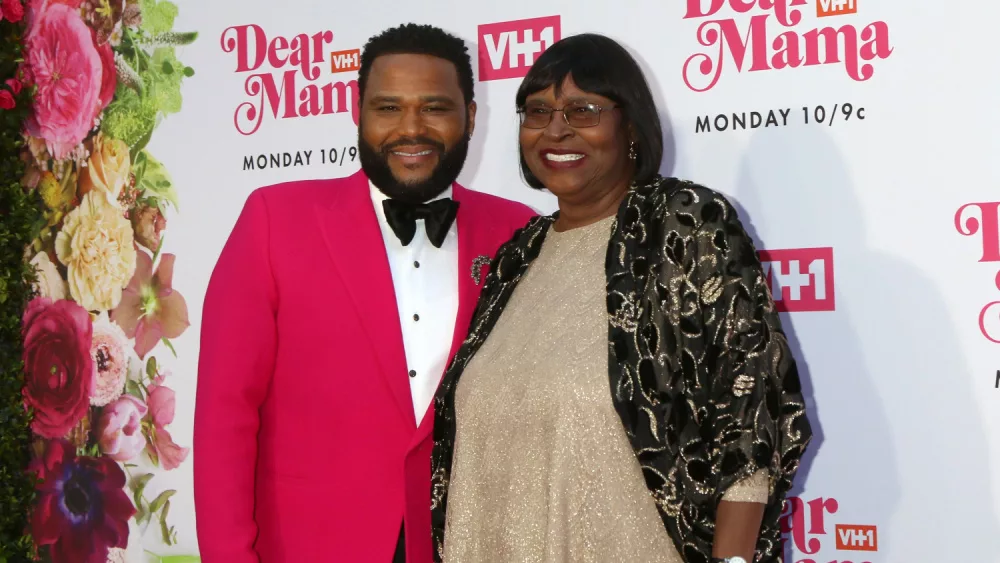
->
<box><xmin>20</xmin><ymin>0</ymin><xmax>1000</xmax><ymax>561</ymax></box>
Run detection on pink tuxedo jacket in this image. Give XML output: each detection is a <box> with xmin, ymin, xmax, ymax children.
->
<box><xmin>194</xmin><ymin>169</ymin><xmax>535</xmax><ymax>563</ymax></box>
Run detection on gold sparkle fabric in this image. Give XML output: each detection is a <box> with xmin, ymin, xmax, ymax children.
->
<box><xmin>432</xmin><ymin>176</ymin><xmax>812</xmax><ymax>563</ymax></box>
<box><xmin>442</xmin><ymin>215</ymin><xmax>767</xmax><ymax>562</ymax></box>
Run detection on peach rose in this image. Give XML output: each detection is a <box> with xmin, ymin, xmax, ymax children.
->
<box><xmin>79</xmin><ymin>133</ymin><xmax>130</xmax><ymax>202</ymax></box>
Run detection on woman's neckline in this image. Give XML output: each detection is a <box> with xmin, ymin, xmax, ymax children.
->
<box><xmin>547</xmin><ymin>213</ymin><xmax>616</xmax><ymax>237</ymax></box>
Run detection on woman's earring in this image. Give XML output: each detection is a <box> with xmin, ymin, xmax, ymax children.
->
<box><xmin>628</xmin><ymin>141</ymin><xmax>637</xmax><ymax>161</ymax></box>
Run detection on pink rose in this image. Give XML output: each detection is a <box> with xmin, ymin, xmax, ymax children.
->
<box><xmin>96</xmin><ymin>395</ymin><xmax>147</xmax><ymax>461</ymax></box>
<box><xmin>21</xmin><ymin>297</ymin><xmax>95</xmax><ymax>439</ymax></box>
<box><xmin>25</xmin><ymin>0</ymin><xmax>81</xmax><ymax>29</ymax></box>
<box><xmin>24</xmin><ymin>4</ymin><xmax>104</xmax><ymax>160</ymax></box>
<box><xmin>1</xmin><ymin>0</ymin><xmax>25</xmax><ymax>23</ymax></box>
<box><xmin>6</xmin><ymin>77</ymin><xmax>22</xmax><ymax>94</ymax></box>
<box><xmin>95</xmin><ymin>34</ymin><xmax>116</xmax><ymax>109</ymax></box>
<box><xmin>146</xmin><ymin>383</ymin><xmax>190</xmax><ymax>470</ymax></box>
<box><xmin>0</xmin><ymin>90</ymin><xmax>14</xmax><ymax>110</ymax></box>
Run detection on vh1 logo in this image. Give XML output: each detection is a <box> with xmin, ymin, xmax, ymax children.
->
<box><xmin>758</xmin><ymin>247</ymin><xmax>835</xmax><ymax>312</ymax></box>
<box><xmin>330</xmin><ymin>49</ymin><xmax>360</xmax><ymax>73</ymax></box>
<box><xmin>478</xmin><ymin>15</ymin><xmax>560</xmax><ymax>81</ymax></box>
<box><xmin>835</xmin><ymin>524</ymin><xmax>878</xmax><ymax>552</ymax></box>
<box><xmin>817</xmin><ymin>0</ymin><xmax>858</xmax><ymax>17</ymax></box>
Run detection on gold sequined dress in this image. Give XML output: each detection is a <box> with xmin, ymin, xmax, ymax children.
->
<box><xmin>442</xmin><ymin>215</ymin><xmax>768</xmax><ymax>562</ymax></box>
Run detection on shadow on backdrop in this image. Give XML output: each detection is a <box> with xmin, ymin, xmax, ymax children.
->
<box><xmin>731</xmin><ymin>125</ymin><xmax>998</xmax><ymax>561</ymax></box>
<box><xmin>459</xmin><ymin>33</ymin><xmax>489</xmax><ymax>190</ymax></box>
<box><xmin>626</xmin><ymin>47</ymin><xmax>677</xmax><ymax>178</ymax></box>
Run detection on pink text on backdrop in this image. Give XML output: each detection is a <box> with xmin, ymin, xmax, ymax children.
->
<box><xmin>954</xmin><ymin>202</ymin><xmax>1000</xmax><ymax>343</ymax></box>
<box><xmin>759</xmin><ymin>247</ymin><xmax>836</xmax><ymax>312</ymax></box>
<box><xmin>780</xmin><ymin>496</ymin><xmax>877</xmax><ymax>563</ymax></box>
<box><xmin>478</xmin><ymin>16</ymin><xmax>560</xmax><ymax>81</ymax></box>
<box><xmin>221</xmin><ymin>24</ymin><xmax>360</xmax><ymax>135</ymax></box>
<box><xmin>681</xmin><ymin>0</ymin><xmax>893</xmax><ymax>92</ymax></box>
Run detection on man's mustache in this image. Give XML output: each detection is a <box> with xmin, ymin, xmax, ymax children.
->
<box><xmin>382</xmin><ymin>137</ymin><xmax>446</xmax><ymax>154</ymax></box>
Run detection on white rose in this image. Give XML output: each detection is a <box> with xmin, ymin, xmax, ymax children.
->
<box><xmin>29</xmin><ymin>251</ymin><xmax>68</xmax><ymax>301</ymax></box>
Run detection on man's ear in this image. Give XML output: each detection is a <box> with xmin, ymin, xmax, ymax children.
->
<box><xmin>466</xmin><ymin>101</ymin><xmax>477</xmax><ymax>138</ymax></box>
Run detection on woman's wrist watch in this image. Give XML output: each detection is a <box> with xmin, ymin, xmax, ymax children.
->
<box><xmin>710</xmin><ymin>558</ymin><xmax>748</xmax><ymax>563</ymax></box>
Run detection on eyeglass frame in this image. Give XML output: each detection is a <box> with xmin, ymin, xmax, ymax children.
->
<box><xmin>516</xmin><ymin>102</ymin><xmax>621</xmax><ymax>129</ymax></box>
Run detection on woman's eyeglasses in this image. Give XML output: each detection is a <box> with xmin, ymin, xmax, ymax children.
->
<box><xmin>517</xmin><ymin>102</ymin><xmax>620</xmax><ymax>129</ymax></box>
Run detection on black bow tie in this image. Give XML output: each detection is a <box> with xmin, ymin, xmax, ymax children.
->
<box><xmin>382</xmin><ymin>198</ymin><xmax>459</xmax><ymax>248</ymax></box>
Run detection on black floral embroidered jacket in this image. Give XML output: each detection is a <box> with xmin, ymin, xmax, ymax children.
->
<box><xmin>431</xmin><ymin>176</ymin><xmax>813</xmax><ymax>563</ymax></box>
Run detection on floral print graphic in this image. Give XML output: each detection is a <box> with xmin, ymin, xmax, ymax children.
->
<box><xmin>13</xmin><ymin>0</ymin><xmax>199</xmax><ymax>560</ymax></box>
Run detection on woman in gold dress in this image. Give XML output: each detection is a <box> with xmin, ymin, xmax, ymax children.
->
<box><xmin>431</xmin><ymin>33</ymin><xmax>812</xmax><ymax>563</ymax></box>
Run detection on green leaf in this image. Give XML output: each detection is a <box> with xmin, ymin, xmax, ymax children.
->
<box><xmin>126</xmin><ymin>378</ymin><xmax>144</xmax><ymax>399</ymax></box>
<box><xmin>183</xmin><ymin>66</ymin><xmax>195</xmax><ymax>77</ymax></box>
<box><xmin>130</xmin><ymin>125</ymin><xmax>155</xmax><ymax>157</ymax></box>
<box><xmin>131</xmin><ymin>472</ymin><xmax>154</xmax><ymax>495</ymax></box>
<box><xmin>29</xmin><ymin>215</ymin><xmax>47</xmax><ymax>241</ymax></box>
<box><xmin>162</xmin><ymin>338</ymin><xmax>177</xmax><ymax>357</ymax></box>
<box><xmin>140</xmin><ymin>0</ymin><xmax>180</xmax><ymax>36</ymax></box>
<box><xmin>147</xmin><ymin>47</ymin><xmax>186</xmax><ymax>115</ymax></box>
<box><xmin>146</xmin><ymin>356</ymin><xmax>158</xmax><ymax>380</ymax></box>
<box><xmin>149</xmin><ymin>489</ymin><xmax>176</xmax><ymax>513</ymax></box>
<box><xmin>135</xmin><ymin>150</ymin><xmax>180</xmax><ymax>211</ymax></box>
<box><xmin>159</xmin><ymin>499</ymin><xmax>173</xmax><ymax>544</ymax></box>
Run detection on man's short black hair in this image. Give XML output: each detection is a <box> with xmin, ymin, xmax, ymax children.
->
<box><xmin>515</xmin><ymin>33</ymin><xmax>664</xmax><ymax>190</ymax></box>
<box><xmin>358</xmin><ymin>23</ymin><xmax>475</xmax><ymax>105</ymax></box>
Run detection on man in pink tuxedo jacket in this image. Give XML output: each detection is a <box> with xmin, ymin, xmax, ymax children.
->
<box><xmin>193</xmin><ymin>24</ymin><xmax>535</xmax><ymax>563</ymax></box>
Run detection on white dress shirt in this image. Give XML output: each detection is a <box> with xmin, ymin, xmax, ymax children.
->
<box><xmin>370</xmin><ymin>182</ymin><xmax>459</xmax><ymax>426</ymax></box>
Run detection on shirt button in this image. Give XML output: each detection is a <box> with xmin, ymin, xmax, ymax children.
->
<box><xmin>413</xmin><ymin>313</ymin><xmax>420</xmax><ymax>321</ymax></box>
<box><xmin>409</xmin><ymin>370</ymin><xmax>417</xmax><ymax>378</ymax></box>
<box><xmin>414</xmin><ymin>261</ymin><xmax>420</xmax><ymax>268</ymax></box>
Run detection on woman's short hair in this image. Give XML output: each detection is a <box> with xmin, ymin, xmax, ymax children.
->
<box><xmin>515</xmin><ymin>33</ymin><xmax>664</xmax><ymax>191</ymax></box>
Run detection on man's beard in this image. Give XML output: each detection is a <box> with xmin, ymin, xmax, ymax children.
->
<box><xmin>358</xmin><ymin>128</ymin><xmax>470</xmax><ymax>205</ymax></box>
